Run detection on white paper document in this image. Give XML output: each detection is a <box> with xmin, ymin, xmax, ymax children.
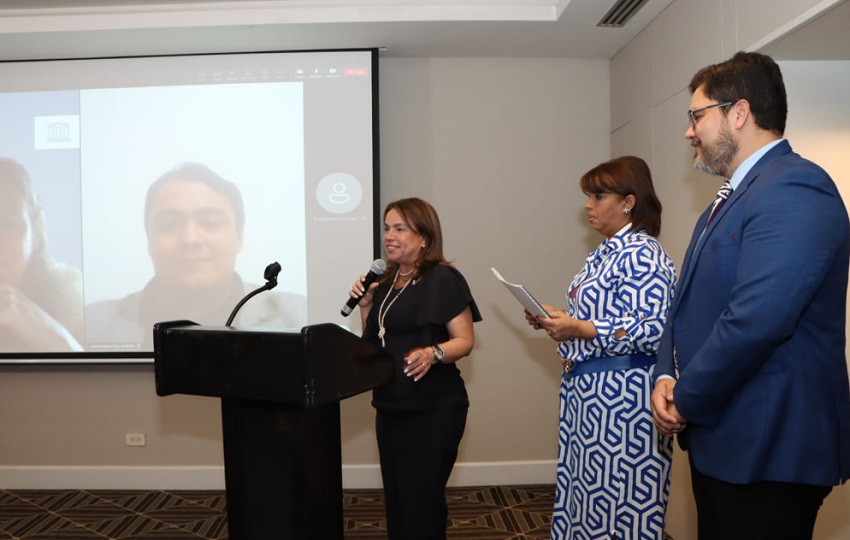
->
<box><xmin>490</xmin><ymin>267</ymin><xmax>550</xmax><ymax>318</ymax></box>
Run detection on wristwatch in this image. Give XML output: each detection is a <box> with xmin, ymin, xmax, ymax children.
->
<box><xmin>431</xmin><ymin>344</ymin><xmax>445</xmax><ymax>365</ymax></box>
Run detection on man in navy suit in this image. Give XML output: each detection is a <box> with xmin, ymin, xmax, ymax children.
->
<box><xmin>651</xmin><ymin>51</ymin><xmax>850</xmax><ymax>539</ymax></box>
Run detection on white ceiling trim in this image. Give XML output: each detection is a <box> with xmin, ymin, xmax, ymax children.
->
<box><xmin>0</xmin><ymin>2</ymin><xmax>563</xmax><ymax>35</ymax></box>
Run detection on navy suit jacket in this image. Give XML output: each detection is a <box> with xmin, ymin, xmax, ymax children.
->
<box><xmin>656</xmin><ymin>140</ymin><xmax>850</xmax><ymax>486</ymax></box>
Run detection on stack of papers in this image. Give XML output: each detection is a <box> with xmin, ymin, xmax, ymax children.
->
<box><xmin>490</xmin><ymin>267</ymin><xmax>550</xmax><ymax>318</ymax></box>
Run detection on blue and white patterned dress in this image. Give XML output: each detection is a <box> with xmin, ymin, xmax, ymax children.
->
<box><xmin>551</xmin><ymin>224</ymin><xmax>675</xmax><ymax>540</ymax></box>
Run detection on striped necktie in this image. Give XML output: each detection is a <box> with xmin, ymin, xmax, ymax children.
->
<box><xmin>706</xmin><ymin>180</ymin><xmax>733</xmax><ymax>227</ymax></box>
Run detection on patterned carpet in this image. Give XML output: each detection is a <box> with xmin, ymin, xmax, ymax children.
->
<box><xmin>0</xmin><ymin>485</ymin><xmax>555</xmax><ymax>539</ymax></box>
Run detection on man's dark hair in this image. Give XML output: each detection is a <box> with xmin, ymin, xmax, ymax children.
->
<box><xmin>689</xmin><ymin>51</ymin><xmax>787</xmax><ymax>136</ymax></box>
<box><xmin>144</xmin><ymin>162</ymin><xmax>245</xmax><ymax>233</ymax></box>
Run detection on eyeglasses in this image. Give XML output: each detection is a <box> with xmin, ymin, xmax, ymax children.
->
<box><xmin>687</xmin><ymin>101</ymin><xmax>733</xmax><ymax>127</ymax></box>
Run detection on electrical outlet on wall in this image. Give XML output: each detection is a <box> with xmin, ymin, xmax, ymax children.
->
<box><xmin>125</xmin><ymin>433</ymin><xmax>146</xmax><ymax>447</ymax></box>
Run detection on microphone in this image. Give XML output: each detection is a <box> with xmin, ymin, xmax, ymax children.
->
<box><xmin>225</xmin><ymin>262</ymin><xmax>282</xmax><ymax>327</ymax></box>
<box><xmin>264</xmin><ymin>261</ymin><xmax>282</xmax><ymax>282</ymax></box>
<box><xmin>341</xmin><ymin>259</ymin><xmax>386</xmax><ymax>317</ymax></box>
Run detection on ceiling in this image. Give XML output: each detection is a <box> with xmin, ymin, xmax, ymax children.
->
<box><xmin>0</xmin><ymin>0</ymin><xmax>676</xmax><ymax>61</ymax></box>
<box><xmin>0</xmin><ymin>0</ymin><xmax>846</xmax><ymax>62</ymax></box>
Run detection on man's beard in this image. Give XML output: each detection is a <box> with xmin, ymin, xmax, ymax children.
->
<box><xmin>694</xmin><ymin>122</ymin><xmax>738</xmax><ymax>177</ymax></box>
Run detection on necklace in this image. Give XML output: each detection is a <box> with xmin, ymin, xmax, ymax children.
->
<box><xmin>377</xmin><ymin>269</ymin><xmax>414</xmax><ymax>347</ymax></box>
<box><xmin>398</xmin><ymin>266</ymin><xmax>416</xmax><ymax>277</ymax></box>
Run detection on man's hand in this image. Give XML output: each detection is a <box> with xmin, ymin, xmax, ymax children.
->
<box><xmin>651</xmin><ymin>377</ymin><xmax>687</xmax><ymax>436</ymax></box>
<box><xmin>0</xmin><ymin>285</ymin><xmax>83</xmax><ymax>352</ymax></box>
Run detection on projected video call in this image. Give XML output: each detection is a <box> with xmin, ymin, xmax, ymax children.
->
<box><xmin>0</xmin><ymin>49</ymin><xmax>378</xmax><ymax>360</ymax></box>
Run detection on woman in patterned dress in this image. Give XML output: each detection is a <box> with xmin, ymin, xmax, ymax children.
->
<box><xmin>526</xmin><ymin>156</ymin><xmax>676</xmax><ymax>539</ymax></box>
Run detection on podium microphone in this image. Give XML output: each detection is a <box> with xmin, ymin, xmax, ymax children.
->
<box><xmin>341</xmin><ymin>259</ymin><xmax>386</xmax><ymax>317</ymax></box>
<box><xmin>225</xmin><ymin>261</ymin><xmax>282</xmax><ymax>327</ymax></box>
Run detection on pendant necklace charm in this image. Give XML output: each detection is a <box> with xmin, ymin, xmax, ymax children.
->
<box><xmin>376</xmin><ymin>269</ymin><xmax>413</xmax><ymax>347</ymax></box>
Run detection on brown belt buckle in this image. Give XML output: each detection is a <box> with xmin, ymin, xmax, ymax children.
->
<box><xmin>562</xmin><ymin>358</ymin><xmax>575</xmax><ymax>374</ymax></box>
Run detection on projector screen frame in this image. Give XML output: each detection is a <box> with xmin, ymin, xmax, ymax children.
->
<box><xmin>0</xmin><ymin>47</ymin><xmax>382</xmax><ymax>365</ymax></box>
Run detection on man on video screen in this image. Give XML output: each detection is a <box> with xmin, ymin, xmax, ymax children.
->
<box><xmin>85</xmin><ymin>162</ymin><xmax>307</xmax><ymax>351</ymax></box>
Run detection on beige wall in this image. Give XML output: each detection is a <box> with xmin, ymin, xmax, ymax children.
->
<box><xmin>609</xmin><ymin>0</ymin><xmax>850</xmax><ymax>538</ymax></box>
<box><xmin>780</xmin><ymin>60</ymin><xmax>850</xmax><ymax>540</ymax></box>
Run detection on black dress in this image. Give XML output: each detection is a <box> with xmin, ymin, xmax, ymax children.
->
<box><xmin>363</xmin><ymin>263</ymin><xmax>482</xmax><ymax>540</ymax></box>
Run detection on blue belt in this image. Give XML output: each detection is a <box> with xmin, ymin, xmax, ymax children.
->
<box><xmin>563</xmin><ymin>353</ymin><xmax>656</xmax><ymax>378</ymax></box>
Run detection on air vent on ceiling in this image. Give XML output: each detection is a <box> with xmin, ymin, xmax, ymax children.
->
<box><xmin>597</xmin><ymin>0</ymin><xmax>650</xmax><ymax>28</ymax></box>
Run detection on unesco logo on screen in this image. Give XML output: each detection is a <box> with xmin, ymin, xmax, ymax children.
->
<box><xmin>34</xmin><ymin>115</ymin><xmax>80</xmax><ymax>149</ymax></box>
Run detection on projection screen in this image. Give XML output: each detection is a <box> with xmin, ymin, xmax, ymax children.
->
<box><xmin>0</xmin><ymin>48</ymin><xmax>380</xmax><ymax>363</ymax></box>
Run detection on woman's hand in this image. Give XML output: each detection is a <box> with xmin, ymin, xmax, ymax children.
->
<box><xmin>349</xmin><ymin>274</ymin><xmax>379</xmax><ymax>310</ymax></box>
<box><xmin>351</xmin><ymin>275</ymin><xmax>381</xmax><ymax>332</ymax></box>
<box><xmin>535</xmin><ymin>305</ymin><xmax>569</xmax><ymax>341</ymax></box>
<box><xmin>403</xmin><ymin>346</ymin><xmax>433</xmax><ymax>382</ymax></box>
<box><xmin>529</xmin><ymin>304</ymin><xmax>597</xmax><ymax>342</ymax></box>
<box><xmin>402</xmin><ymin>306</ymin><xmax>475</xmax><ymax>383</ymax></box>
<box><xmin>524</xmin><ymin>309</ymin><xmax>544</xmax><ymax>330</ymax></box>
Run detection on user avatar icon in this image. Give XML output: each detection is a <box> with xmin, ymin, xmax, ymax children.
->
<box><xmin>328</xmin><ymin>182</ymin><xmax>351</xmax><ymax>204</ymax></box>
<box><xmin>316</xmin><ymin>172</ymin><xmax>362</xmax><ymax>214</ymax></box>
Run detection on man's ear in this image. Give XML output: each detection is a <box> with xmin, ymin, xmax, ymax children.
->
<box><xmin>732</xmin><ymin>99</ymin><xmax>751</xmax><ymax>130</ymax></box>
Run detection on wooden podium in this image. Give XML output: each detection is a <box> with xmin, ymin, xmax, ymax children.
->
<box><xmin>153</xmin><ymin>321</ymin><xmax>393</xmax><ymax>540</ymax></box>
